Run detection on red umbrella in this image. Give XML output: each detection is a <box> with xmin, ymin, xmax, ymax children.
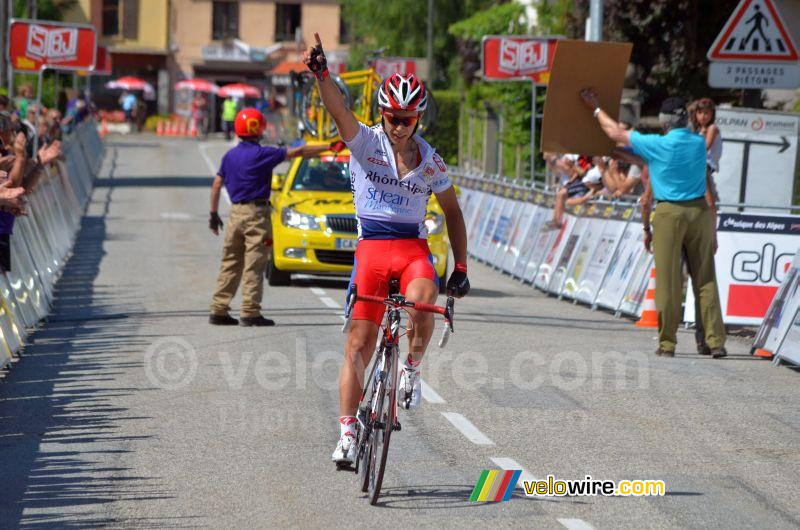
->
<box><xmin>217</xmin><ymin>83</ymin><xmax>260</xmax><ymax>99</ymax></box>
<box><xmin>106</xmin><ymin>76</ymin><xmax>155</xmax><ymax>100</ymax></box>
<box><xmin>175</xmin><ymin>78</ymin><xmax>219</xmax><ymax>93</ymax></box>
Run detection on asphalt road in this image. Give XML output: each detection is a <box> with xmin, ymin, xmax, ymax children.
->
<box><xmin>1</xmin><ymin>135</ymin><xmax>798</xmax><ymax>528</ymax></box>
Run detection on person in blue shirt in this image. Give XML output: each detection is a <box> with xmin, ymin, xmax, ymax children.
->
<box><xmin>580</xmin><ymin>89</ymin><xmax>726</xmax><ymax>358</ymax></box>
<box><xmin>208</xmin><ymin>108</ymin><xmax>334</xmax><ymax>326</ymax></box>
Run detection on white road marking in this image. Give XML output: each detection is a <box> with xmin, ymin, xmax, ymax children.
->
<box><xmin>557</xmin><ymin>519</ymin><xmax>597</xmax><ymax>530</ymax></box>
<box><xmin>198</xmin><ymin>143</ymin><xmax>231</xmax><ymax>206</ymax></box>
<box><xmin>441</xmin><ymin>412</ymin><xmax>494</xmax><ymax>445</ymax></box>
<box><xmin>160</xmin><ymin>212</ymin><xmax>192</xmax><ymax>220</ymax></box>
<box><xmin>310</xmin><ymin>287</ymin><xmax>326</xmax><ymax>296</ymax></box>
<box><xmin>490</xmin><ymin>457</ymin><xmax>537</xmax><ymax>489</ymax></box>
<box><xmin>420</xmin><ymin>379</ymin><xmax>445</xmax><ymax>404</ymax></box>
<box><xmin>320</xmin><ymin>297</ymin><xmax>341</xmax><ymax>309</ymax></box>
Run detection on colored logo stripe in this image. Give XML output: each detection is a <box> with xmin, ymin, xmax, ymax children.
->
<box><xmin>469</xmin><ymin>469</ymin><xmax>521</xmax><ymax>501</ymax></box>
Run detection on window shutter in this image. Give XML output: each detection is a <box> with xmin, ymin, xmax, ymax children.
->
<box><xmin>123</xmin><ymin>0</ymin><xmax>139</xmax><ymax>39</ymax></box>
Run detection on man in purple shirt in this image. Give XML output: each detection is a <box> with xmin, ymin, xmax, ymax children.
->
<box><xmin>208</xmin><ymin>108</ymin><xmax>333</xmax><ymax>326</ymax></box>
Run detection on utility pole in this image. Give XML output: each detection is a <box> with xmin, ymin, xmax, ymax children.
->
<box><xmin>588</xmin><ymin>0</ymin><xmax>602</xmax><ymax>41</ymax></box>
<box><xmin>27</xmin><ymin>0</ymin><xmax>36</xmax><ymax>19</ymax></box>
<box><xmin>426</xmin><ymin>0</ymin><xmax>434</xmax><ymax>84</ymax></box>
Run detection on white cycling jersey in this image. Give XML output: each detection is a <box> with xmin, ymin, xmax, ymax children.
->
<box><xmin>344</xmin><ymin>122</ymin><xmax>452</xmax><ymax>239</ymax></box>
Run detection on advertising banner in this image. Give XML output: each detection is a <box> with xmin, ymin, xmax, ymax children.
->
<box><xmin>481</xmin><ymin>36</ymin><xmax>558</xmax><ymax>84</ymax></box>
<box><xmin>488</xmin><ymin>198</ymin><xmax>519</xmax><ymax>267</ymax></box>
<box><xmin>599</xmin><ymin>221</ymin><xmax>650</xmax><ymax>314</ymax></box>
<box><xmin>752</xmin><ymin>249</ymin><xmax>800</xmax><ymax>356</ymax></box>
<box><xmin>548</xmin><ymin>216</ymin><xmax>588</xmax><ymax>294</ymax></box>
<box><xmin>684</xmin><ymin>212</ymin><xmax>800</xmax><ymax>325</ymax></box>
<box><xmin>8</xmin><ymin>19</ymin><xmax>97</xmax><ymax>71</ymax></box>
<box><xmin>534</xmin><ymin>215</ymin><xmax>577</xmax><ymax>290</ymax></box>
<box><xmin>500</xmin><ymin>203</ymin><xmax>537</xmax><ymax>274</ymax></box>
<box><xmin>714</xmin><ymin>108</ymin><xmax>799</xmax><ymax>209</ymax></box>
<box><xmin>516</xmin><ymin>203</ymin><xmax>551</xmax><ymax>280</ymax></box>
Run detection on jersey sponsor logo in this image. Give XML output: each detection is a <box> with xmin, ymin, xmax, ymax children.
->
<box><xmin>424</xmin><ymin>164</ymin><xmax>435</xmax><ymax>177</ymax></box>
<box><xmin>432</xmin><ymin>153</ymin><xmax>446</xmax><ymax>172</ymax></box>
<box><xmin>367</xmin><ymin>156</ymin><xmax>390</xmax><ymax>167</ymax></box>
<box><xmin>364</xmin><ymin>170</ymin><xmax>427</xmax><ymax>195</ymax></box>
<box><xmin>364</xmin><ymin>186</ymin><xmax>422</xmax><ymax>216</ymax></box>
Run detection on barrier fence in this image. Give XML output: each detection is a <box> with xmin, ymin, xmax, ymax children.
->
<box><xmin>0</xmin><ymin>120</ymin><xmax>104</xmax><ymax>371</ymax></box>
<box><xmin>452</xmin><ymin>170</ymin><xmax>800</xmax><ymax>329</ymax></box>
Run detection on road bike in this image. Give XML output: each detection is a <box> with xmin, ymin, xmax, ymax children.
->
<box><xmin>340</xmin><ymin>280</ymin><xmax>454</xmax><ymax>505</ymax></box>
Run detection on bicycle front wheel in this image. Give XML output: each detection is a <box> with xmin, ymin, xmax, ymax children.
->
<box><xmin>368</xmin><ymin>346</ymin><xmax>398</xmax><ymax>505</ymax></box>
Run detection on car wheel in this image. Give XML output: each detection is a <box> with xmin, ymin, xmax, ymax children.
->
<box><xmin>266</xmin><ymin>250</ymin><xmax>291</xmax><ymax>286</ymax></box>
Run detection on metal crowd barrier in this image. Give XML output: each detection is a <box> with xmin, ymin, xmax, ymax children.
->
<box><xmin>0</xmin><ymin>120</ymin><xmax>104</xmax><ymax>371</ymax></box>
<box><xmin>452</xmin><ymin>170</ymin><xmax>654</xmax><ymax>320</ymax></box>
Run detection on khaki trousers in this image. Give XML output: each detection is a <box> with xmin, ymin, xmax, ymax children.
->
<box><xmin>210</xmin><ymin>203</ymin><xmax>271</xmax><ymax>317</ymax></box>
<box><xmin>652</xmin><ymin>199</ymin><xmax>725</xmax><ymax>351</ymax></box>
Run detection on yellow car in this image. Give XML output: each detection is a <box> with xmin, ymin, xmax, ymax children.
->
<box><xmin>267</xmin><ymin>146</ymin><xmax>452</xmax><ymax>292</ymax></box>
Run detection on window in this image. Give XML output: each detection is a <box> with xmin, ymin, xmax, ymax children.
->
<box><xmin>291</xmin><ymin>159</ymin><xmax>350</xmax><ymax>192</ymax></box>
<box><xmin>339</xmin><ymin>11</ymin><xmax>350</xmax><ymax>44</ymax></box>
<box><xmin>275</xmin><ymin>3</ymin><xmax>301</xmax><ymax>42</ymax></box>
<box><xmin>102</xmin><ymin>0</ymin><xmax>119</xmax><ymax>36</ymax></box>
<box><xmin>123</xmin><ymin>0</ymin><xmax>139</xmax><ymax>39</ymax></box>
<box><xmin>212</xmin><ymin>1</ymin><xmax>239</xmax><ymax>40</ymax></box>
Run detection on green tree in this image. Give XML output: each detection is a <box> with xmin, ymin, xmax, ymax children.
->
<box><xmin>565</xmin><ymin>0</ymin><xmax>741</xmax><ymax>112</ymax></box>
<box><xmin>13</xmin><ymin>0</ymin><xmax>77</xmax><ymax>20</ymax></box>
<box><xmin>341</xmin><ymin>0</ymin><xmax>501</xmax><ymax>87</ymax></box>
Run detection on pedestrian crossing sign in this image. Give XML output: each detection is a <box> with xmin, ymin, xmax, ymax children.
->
<box><xmin>707</xmin><ymin>0</ymin><xmax>798</xmax><ymax>62</ymax></box>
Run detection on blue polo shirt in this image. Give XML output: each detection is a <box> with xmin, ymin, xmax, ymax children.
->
<box><xmin>630</xmin><ymin>128</ymin><xmax>706</xmax><ymax>202</ymax></box>
<box><xmin>218</xmin><ymin>142</ymin><xmax>287</xmax><ymax>203</ymax></box>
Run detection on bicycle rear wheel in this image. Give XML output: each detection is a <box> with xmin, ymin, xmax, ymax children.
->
<box><xmin>368</xmin><ymin>346</ymin><xmax>398</xmax><ymax>505</ymax></box>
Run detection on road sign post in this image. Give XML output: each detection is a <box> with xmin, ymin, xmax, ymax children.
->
<box><xmin>481</xmin><ymin>36</ymin><xmax>560</xmax><ymax>181</ymax></box>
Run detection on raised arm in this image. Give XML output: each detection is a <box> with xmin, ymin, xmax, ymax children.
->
<box><xmin>301</xmin><ymin>33</ymin><xmax>360</xmax><ymax>142</ymax></box>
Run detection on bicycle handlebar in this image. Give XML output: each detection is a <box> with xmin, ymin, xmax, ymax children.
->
<box><xmin>341</xmin><ymin>285</ymin><xmax>455</xmax><ymax>347</ymax></box>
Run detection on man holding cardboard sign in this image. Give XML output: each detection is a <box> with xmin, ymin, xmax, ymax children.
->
<box><xmin>578</xmin><ymin>89</ymin><xmax>726</xmax><ymax>359</ymax></box>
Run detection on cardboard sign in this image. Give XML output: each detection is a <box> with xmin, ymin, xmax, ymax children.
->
<box><xmin>541</xmin><ymin>40</ymin><xmax>632</xmax><ymax>156</ymax></box>
<box><xmin>8</xmin><ymin>19</ymin><xmax>97</xmax><ymax>71</ymax></box>
<box><xmin>481</xmin><ymin>36</ymin><xmax>558</xmax><ymax>84</ymax></box>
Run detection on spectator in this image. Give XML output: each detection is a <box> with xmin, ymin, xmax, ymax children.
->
<box><xmin>689</xmin><ymin>97</ymin><xmax>722</xmax><ymax>204</ymax></box>
<box><xmin>548</xmin><ymin>155</ymin><xmax>604</xmax><ymax>229</ymax></box>
<box><xmin>16</xmin><ymin>84</ymin><xmax>34</xmax><ymax>119</ymax></box>
<box><xmin>0</xmin><ymin>95</ymin><xmax>10</xmax><ymax>113</ymax></box>
<box><xmin>581</xmin><ymin>88</ymin><xmax>726</xmax><ymax>358</ymax></box>
<box><xmin>222</xmin><ymin>97</ymin><xmax>238</xmax><ymax>140</ymax></box>
<box><xmin>119</xmin><ymin>91</ymin><xmax>137</xmax><ymax>130</ymax></box>
<box><xmin>191</xmin><ymin>93</ymin><xmax>208</xmax><ymax>137</ymax></box>
<box><xmin>0</xmin><ymin>116</ymin><xmax>32</xmax><ymax>272</ymax></box>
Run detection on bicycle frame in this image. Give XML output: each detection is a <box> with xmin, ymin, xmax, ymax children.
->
<box><xmin>341</xmin><ymin>283</ymin><xmax>454</xmax><ymax>504</ymax></box>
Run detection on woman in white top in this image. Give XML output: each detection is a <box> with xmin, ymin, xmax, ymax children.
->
<box><xmin>690</xmin><ymin>98</ymin><xmax>723</xmax><ymax>173</ymax></box>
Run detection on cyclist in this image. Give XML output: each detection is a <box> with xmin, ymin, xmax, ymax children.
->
<box><xmin>302</xmin><ymin>34</ymin><xmax>471</xmax><ymax>466</ymax></box>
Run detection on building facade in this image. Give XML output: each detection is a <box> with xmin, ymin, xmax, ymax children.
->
<box><xmin>65</xmin><ymin>0</ymin><xmax>347</xmax><ymax>114</ymax></box>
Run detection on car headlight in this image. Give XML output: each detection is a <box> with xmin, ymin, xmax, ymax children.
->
<box><xmin>281</xmin><ymin>207</ymin><xmax>320</xmax><ymax>230</ymax></box>
<box><xmin>424</xmin><ymin>213</ymin><xmax>444</xmax><ymax>235</ymax></box>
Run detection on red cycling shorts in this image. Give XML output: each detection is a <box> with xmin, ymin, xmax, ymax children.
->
<box><xmin>348</xmin><ymin>239</ymin><xmax>438</xmax><ymax>325</ymax></box>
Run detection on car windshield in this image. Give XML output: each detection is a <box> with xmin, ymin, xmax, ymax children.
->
<box><xmin>291</xmin><ymin>158</ymin><xmax>350</xmax><ymax>192</ymax></box>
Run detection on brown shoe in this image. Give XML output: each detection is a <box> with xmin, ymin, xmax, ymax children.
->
<box><xmin>710</xmin><ymin>347</ymin><xmax>727</xmax><ymax>359</ymax></box>
<box><xmin>655</xmin><ymin>347</ymin><xmax>675</xmax><ymax>357</ymax></box>
<box><xmin>697</xmin><ymin>341</ymin><xmax>711</xmax><ymax>355</ymax></box>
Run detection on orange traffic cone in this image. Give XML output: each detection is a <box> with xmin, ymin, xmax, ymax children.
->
<box><xmin>179</xmin><ymin>120</ymin><xmax>187</xmax><ymax>137</ymax></box>
<box><xmin>156</xmin><ymin>119</ymin><xmax>164</xmax><ymax>136</ymax></box>
<box><xmin>636</xmin><ymin>266</ymin><xmax>658</xmax><ymax>328</ymax></box>
<box><xmin>168</xmin><ymin>121</ymin><xmax>175</xmax><ymax>136</ymax></box>
<box><xmin>189</xmin><ymin>119</ymin><xmax>198</xmax><ymax>138</ymax></box>
<box><xmin>753</xmin><ymin>348</ymin><xmax>772</xmax><ymax>358</ymax></box>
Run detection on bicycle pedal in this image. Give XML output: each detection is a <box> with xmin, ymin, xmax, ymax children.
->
<box><xmin>393</xmin><ymin>421</ymin><xmax>401</xmax><ymax>431</ymax></box>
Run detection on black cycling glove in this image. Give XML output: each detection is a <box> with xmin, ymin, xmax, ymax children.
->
<box><xmin>209</xmin><ymin>211</ymin><xmax>223</xmax><ymax>233</ymax></box>
<box><xmin>446</xmin><ymin>263</ymin><xmax>470</xmax><ymax>298</ymax></box>
<box><xmin>307</xmin><ymin>39</ymin><xmax>329</xmax><ymax>81</ymax></box>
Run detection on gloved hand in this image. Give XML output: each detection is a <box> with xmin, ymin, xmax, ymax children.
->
<box><xmin>209</xmin><ymin>211</ymin><xmax>223</xmax><ymax>235</ymax></box>
<box><xmin>329</xmin><ymin>140</ymin><xmax>346</xmax><ymax>153</ymax></box>
<box><xmin>446</xmin><ymin>263</ymin><xmax>470</xmax><ymax>298</ymax></box>
<box><xmin>303</xmin><ymin>33</ymin><xmax>329</xmax><ymax>81</ymax></box>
